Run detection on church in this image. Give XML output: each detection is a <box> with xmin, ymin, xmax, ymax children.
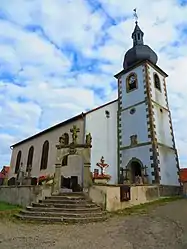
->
<box><xmin>8</xmin><ymin>20</ymin><xmax>180</xmax><ymax>187</ymax></box>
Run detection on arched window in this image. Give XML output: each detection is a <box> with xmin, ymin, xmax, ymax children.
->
<box><xmin>126</xmin><ymin>72</ymin><xmax>138</xmax><ymax>92</ymax></box>
<box><xmin>40</xmin><ymin>140</ymin><xmax>49</xmax><ymax>170</ymax></box>
<box><xmin>62</xmin><ymin>155</ymin><xmax>68</xmax><ymax>166</ymax></box>
<box><xmin>154</xmin><ymin>73</ymin><xmax>161</xmax><ymax>91</ymax></box>
<box><xmin>15</xmin><ymin>150</ymin><xmax>22</xmax><ymax>174</ymax></box>
<box><xmin>26</xmin><ymin>146</ymin><xmax>34</xmax><ymax>172</ymax></box>
<box><xmin>64</xmin><ymin>133</ymin><xmax>69</xmax><ymax>145</ymax></box>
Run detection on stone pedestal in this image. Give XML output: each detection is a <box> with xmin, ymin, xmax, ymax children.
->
<box><xmin>124</xmin><ymin>179</ymin><xmax>131</xmax><ymax>185</ymax></box>
<box><xmin>143</xmin><ymin>175</ymin><xmax>149</xmax><ymax>184</ymax></box>
<box><xmin>3</xmin><ymin>177</ymin><xmax>8</xmax><ymax>186</ymax></box>
<box><xmin>94</xmin><ymin>178</ymin><xmax>109</xmax><ymax>184</ymax></box>
<box><xmin>52</xmin><ymin>163</ymin><xmax>62</xmax><ymax>195</ymax></box>
<box><xmin>83</xmin><ymin>162</ymin><xmax>92</xmax><ymax>190</ymax></box>
<box><xmin>82</xmin><ymin>148</ymin><xmax>92</xmax><ymax>190</ymax></box>
<box><xmin>23</xmin><ymin>177</ymin><xmax>31</xmax><ymax>185</ymax></box>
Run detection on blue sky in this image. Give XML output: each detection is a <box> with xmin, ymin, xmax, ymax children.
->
<box><xmin>0</xmin><ymin>0</ymin><xmax>187</xmax><ymax>169</ymax></box>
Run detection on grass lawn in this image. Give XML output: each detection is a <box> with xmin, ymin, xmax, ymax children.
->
<box><xmin>0</xmin><ymin>202</ymin><xmax>21</xmax><ymax>219</ymax></box>
<box><xmin>0</xmin><ymin>202</ymin><xmax>20</xmax><ymax>211</ymax></box>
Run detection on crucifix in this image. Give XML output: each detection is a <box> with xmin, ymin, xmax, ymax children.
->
<box><xmin>70</xmin><ymin>125</ymin><xmax>80</xmax><ymax>144</ymax></box>
<box><xmin>96</xmin><ymin>156</ymin><xmax>109</xmax><ymax>175</ymax></box>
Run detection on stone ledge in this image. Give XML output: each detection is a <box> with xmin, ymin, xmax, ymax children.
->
<box><xmin>0</xmin><ymin>185</ymin><xmax>40</xmax><ymax>188</ymax></box>
<box><xmin>93</xmin><ymin>183</ymin><xmax>157</xmax><ymax>187</ymax></box>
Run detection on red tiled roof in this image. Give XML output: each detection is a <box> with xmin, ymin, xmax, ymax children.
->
<box><xmin>0</xmin><ymin>166</ymin><xmax>10</xmax><ymax>178</ymax></box>
<box><xmin>179</xmin><ymin>168</ymin><xmax>187</xmax><ymax>183</ymax></box>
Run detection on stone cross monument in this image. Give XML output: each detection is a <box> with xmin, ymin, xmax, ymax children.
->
<box><xmin>53</xmin><ymin>125</ymin><xmax>93</xmax><ymax>195</ymax></box>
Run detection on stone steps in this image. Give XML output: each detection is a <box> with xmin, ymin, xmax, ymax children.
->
<box><xmin>54</xmin><ymin>192</ymin><xmax>85</xmax><ymax>196</ymax></box>
<box><xmin>20</xmin><ymin>210</ymin><xmax>105</xmax><ymax>218</ymax></box>
<box><xmin>32</xmin><ymin>202</ymin><xmax>97</xmax><ymax>208</ymax></box>
<box><xmin>46</xmin><ymin>196</ymin><xmax>86</xmax><ymax>201</ymax></box>
<box><xmin>26</xmin><ymin>206</ymin><xmax>101</xmax><ymax>213</ymax></box>
<box><xmin>16</xmin><ymin>192</ymin><xmax>107</xmax><ymax>224</ymax></box>
<box><xmin>40</xmin><ymin>199</ymin><xmax>91</xmax><ymax>204</ymax></box>
<box><xmin>15</xmin><ymin>214</ymin><xmax>107</xmax><ymax>223</ymax></box>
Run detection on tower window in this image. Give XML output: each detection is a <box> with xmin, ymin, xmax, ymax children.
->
<box><xmin>137</xmin><ymin>33</ymin><xmax>140</xmax><ymax>40</ymax></box>
<box><xmin>105</xmin><ymin>110</ymin><xmax>110</xmax><ymax>118</ymax></box>
<box><xmin>154</xmin><ymin>73</ymin><xmax>161</xmax><ymax>91</ymax></box>
<box><xmin>126</xmin><ymin>73</ymin><xmax>138</xmax><ymax>92</ymax></box>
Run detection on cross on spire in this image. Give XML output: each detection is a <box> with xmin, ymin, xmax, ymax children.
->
<box><xmin>133</xmin><ymin>8</ymin><xmax>138</xmax><ymax>24</ymax></box>
<box><xmin>132</xmin><ymin>8</ymin><xmax>144</xmax><ymax>46</ymax></box>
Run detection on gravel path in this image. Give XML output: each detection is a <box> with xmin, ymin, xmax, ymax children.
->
<box><xmin>0</xmin><ymin>199</ymin><xmax>187</xmax><ymax>249</ymax></box>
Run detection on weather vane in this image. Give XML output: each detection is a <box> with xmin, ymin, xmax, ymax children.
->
<box><xmin>133</xmin><ymin>8</ymin><xmax>138</xmax><ymax>24</ymax></box>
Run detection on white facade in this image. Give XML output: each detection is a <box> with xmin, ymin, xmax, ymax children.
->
<box><xmin>85</xmin><ymin>101</ymin><xmax>118</xmax><ymax>184</ymax></box>
<box><xmin>148</xmin><ymin>64</ymin><xmax>179</xmax><ymax>185</ymax></box>
<box><xmin>118</xmin><ymin>64</ymin><xmax>154</xmax><ymax>183</ymax></box>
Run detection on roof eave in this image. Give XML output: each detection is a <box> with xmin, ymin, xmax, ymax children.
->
<box><xmin>114</xmin><ymin>60</ymin><xmax>168</xmax><ymax>79</ymax></box>
<box><xmin>11</xmin><ymin>113</ymin><xmax>85</xmax><ymax>148</ymax></box>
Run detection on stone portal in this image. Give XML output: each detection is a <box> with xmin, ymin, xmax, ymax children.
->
<box><xmin>53</xmin><ymin>126</ymin><xmax>93</xmax><ymax>195</ymax></box>
<box><xmin>123</xmin><ymin>158</ymin><xmax>149</xmax><ymax>185</ymax></box>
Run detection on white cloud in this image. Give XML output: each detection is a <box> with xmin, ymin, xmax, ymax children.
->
<box><xmin>0</xmin><ymin>0</ymin><xmax>187</xmax><ymax>170</ymax></box>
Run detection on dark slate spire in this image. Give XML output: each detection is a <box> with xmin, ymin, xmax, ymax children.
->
<box><xmin>132</xmin><ymin>21</ymin><xmax>144</xmax><ymax>46</ymax></box>
<box><xmin>123</xmin><ymin>10</ymin><xmax>158</xmax><ymax>69</ymax></box>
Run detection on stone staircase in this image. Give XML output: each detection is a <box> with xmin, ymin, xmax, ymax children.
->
<box><xmin>16</xmin><ymin>192</ymin><xmax>107</xmax><ymax>223</ymax></box>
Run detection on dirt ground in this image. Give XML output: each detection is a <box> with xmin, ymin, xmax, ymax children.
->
<box><xmin>0</xmin><ymin>199</ymin><xmax>187</xmax><ymax>249</ymax></box>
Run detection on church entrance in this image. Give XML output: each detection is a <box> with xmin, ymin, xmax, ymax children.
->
<box><xmin>130</xmin><ymin>161</ymin><xmax>142</xmax><ymax>184</ymax></box>
<box><xmin>61</xmin><ymin>175</ymin><xmax>79</xmax><ymax>192</ymax></box>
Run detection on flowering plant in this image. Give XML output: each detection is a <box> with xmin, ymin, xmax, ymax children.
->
<box><xmin>38</xmin><ymin>174</ymin><xmax>54</xmax><ymax>185</ymax></box>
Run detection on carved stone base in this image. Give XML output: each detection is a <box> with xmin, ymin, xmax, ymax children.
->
<box><xmin>22</xmin><ymin>177</ymin><xmax>31</xmax><ymax>185</ymax></box>
<box><xmin>94</xmin><ymin>178</ymin><xmax>109</xmax><ymax>184</ymax></box>
<box><xmin>123</xmin><ymin>179</ymin><xmax>130</xmax><ymax>185</ymax></box>
<box><xmin>143</xmin><ymin>176</ymin><xmax>149</xmax><ymax>184</ymax></box>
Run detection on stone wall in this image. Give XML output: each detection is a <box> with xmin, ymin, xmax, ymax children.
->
<box><xmin>158</xmin><ymin>185</ymin><xmax>182</xmax><ymax>196</ymax></box>
<box><xmin>182</xmin><ymin>182</ymin><xmax>187</xmax><ymax>197</ymax></box>
<box><xmin>0</xmin><ymin>185</ymin><xmax>52</xmax><ymax>207</ymax></box>
<box><xmin>88</xmin><ymin>185</ymin><xmax>106</xmax><ymax>210</ymax></box>
<box><xmin>89</xmin><ymin>184</ymin><xmax>181</xmax><ymax>212</ymax></box>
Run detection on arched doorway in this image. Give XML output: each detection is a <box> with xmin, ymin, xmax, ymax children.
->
<box><xmin>127</xmin><ymin>158</ymin><xmax>143</xmax><ymax>184</ymax></box>
<box><xmin>131</xmin><ymin>161</ymin><xmax>142</xmax><ymax>183</ymax></box>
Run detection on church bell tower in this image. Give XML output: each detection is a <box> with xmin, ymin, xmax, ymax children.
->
<box><xmin>115</xmin><ymin>17</ymin><xmax>180</xmax><ymax>186</ymax></box>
